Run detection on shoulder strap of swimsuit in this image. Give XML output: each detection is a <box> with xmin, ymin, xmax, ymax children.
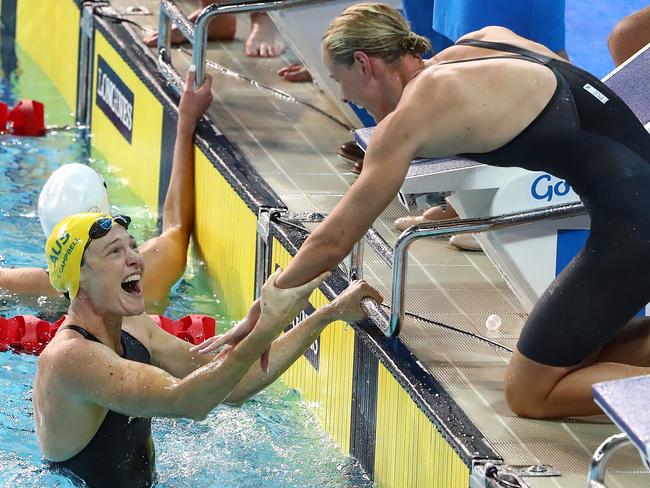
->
<box><xmin>120</xmin><ymin>329</ymin><xmax>151</xmax><ymax>364</ymax></box>
<box><xmin>58</xmin><ymin>324</ymin><xmax>102</xmax><ymax>344</ymax></box>
<box><xmin>455</xmin><ymin>39</ymin><xmax>550</xmax><ymax>64</ymax></box>
<box><xmin>58</xmin><ymin>325</ymin><xmax>143</xmax><ymax>361</ymax></box>
<box><xmin>439</xmin><ymin>54</ymin><xmax>527</xmax><ymax>66</ymax></box>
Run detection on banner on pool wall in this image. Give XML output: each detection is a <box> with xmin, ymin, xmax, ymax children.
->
<box><xmin>95</xmin><ymin>55</ymin><xmax>134</xmax><ymax>143</ymax></box>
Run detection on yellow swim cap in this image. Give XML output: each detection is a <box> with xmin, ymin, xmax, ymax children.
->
<box><xmin>45</xmin><ymin>212</ymin><xmax>132</xmax><ymax>299</ymax></box>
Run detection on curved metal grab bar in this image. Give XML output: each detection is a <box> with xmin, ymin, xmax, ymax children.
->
<box><xmin>158</xmin><ymin>0</ymin><xmax>334</xmax><ymax>90</ymax></box>
<box><xmin>389</xmin><ymin>201</ymin><xmax>587</xmax><ymax>336</ymax></box>
<box><xmin>587</xmin><ymin>433</ymin><xmax>631</xmax><ymax>487</ymax></box>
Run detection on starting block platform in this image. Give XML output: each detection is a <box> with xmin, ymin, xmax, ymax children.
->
<box><xmin>593</xmin><ymin>376</ymin><xmax>650</xmax><ymax>462</ymax></box>
<box><xmin>589</xmin><ymin>376</ymin><xmax>650</xmax><ymax>486</ymax></box>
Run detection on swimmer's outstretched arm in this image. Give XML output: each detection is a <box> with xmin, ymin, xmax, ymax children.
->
<box><xmin>273</xmin><ymin>116</ymin><xmax>416</xmax><ymax>288</ymax></box>
<box><xmin>220</xmin><ymin>280</ymin><xmax>382</xmax><ymax>405</ymax></box>
<box><xmin>138</xmin><ymin>68</ymin><xmax>213</xmax><ymax>302</ymax></box>
<box><xmin>39</xmin><ymin>272</ymin><xmax>328</xmax><ymax>421</ymax></box>
<box><xmin>0</xmin><ymin>267</ymin><xmax>60</xmax><ymax>297</ymax></box>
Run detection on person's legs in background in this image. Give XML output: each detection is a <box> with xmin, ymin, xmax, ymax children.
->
<box><xmin>145</xmin><ymin>1</ymin><xmax>284</xmax><ymax>58</ymax></box>
<box><xmin>608</xmin><ymin>5</ymin><xmax>650</xmax><ymax>66</ymax></box>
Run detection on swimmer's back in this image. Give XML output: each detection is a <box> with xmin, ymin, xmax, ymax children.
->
<box><xmin>390</xmin><ymin>29</ymin><xmax>561</xmax><ymax>158</ymax></box>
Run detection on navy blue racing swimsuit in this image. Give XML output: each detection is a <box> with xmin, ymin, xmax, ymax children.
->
<box><xmin>447</xmin><ymin>39</ymin><xmax>650</xmax><ymax>366</ymax></box>
<box><xmin>47</xmin><ymin>325</ymin><xmax>156</xmax><ymax>487</ymax></box>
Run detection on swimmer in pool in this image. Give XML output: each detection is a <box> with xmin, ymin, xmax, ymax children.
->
<box><xmin>211</xmin><ymin>3</ymin><xmax>650</xmax><ymax>419</ymax></box>
<box><xmin>0</xmin><ymin>68</ymin><xmax>211</xmax><ymax>311</ymax></box>
<box><xmin>33</xmin><ymin>211</ymin><xmax>382</xmax><ymax>487</ymax></box>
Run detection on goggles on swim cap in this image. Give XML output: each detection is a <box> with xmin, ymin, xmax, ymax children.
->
<box><xmin>88</xmin><ymin>214</ymin><xmax>131</xmax><ymax>241</ymax></box>
<box><xmin>46</xmin><ymin>213</ymin><xmax>131</xmax><ymax>299</ymax></box>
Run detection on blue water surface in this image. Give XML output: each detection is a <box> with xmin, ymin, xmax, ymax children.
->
<box><xmin>0</xmin><ymin>49</ymin><xmax>373</xmax><ymax>487</ymax></box>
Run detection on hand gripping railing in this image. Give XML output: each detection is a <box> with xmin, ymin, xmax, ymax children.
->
<box><xmin>389</xmin><ymin>202</ymin><xmax>587</xmax><ymax>336</ymax></box>
<box><xmin>158</xmin><ymin>0</ymin><xmax>332</xmax><ymax>91</ymax></box>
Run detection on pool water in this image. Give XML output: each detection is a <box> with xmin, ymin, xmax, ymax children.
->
<box><xmin>0</xmin><ymin>49</ymin><xmax>373</xmax><ymax>487</ymax></box>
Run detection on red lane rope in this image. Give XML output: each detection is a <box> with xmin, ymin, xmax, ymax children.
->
<box><xmin>0</xmin><ymin>314</ymin><xmax>216</xmax><ymax>355</ymax></box>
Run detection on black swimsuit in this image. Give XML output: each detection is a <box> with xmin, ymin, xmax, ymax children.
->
<box><xmin>47</xmin><ymin>326</ymin><xmax>156</xmax><ymax>487</ymax></box>
<box><xmin>449</xmin><ymin>39</ymin><xmax>650</xmax><ymax>366</ymax></box>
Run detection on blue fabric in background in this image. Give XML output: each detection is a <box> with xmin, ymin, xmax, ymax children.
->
<box><xmin>401</xmin><ymin>0</ymin><xmax>436</xmax><ymax>55</ymax></box>
<box><xmin>401</xmin><ymin>0</ymin><xmax>648</xmax><ymax>78</ymax></box>
<box><xmin>565</xmin><ymin>0</ymin><xmax>648</xmax><ymax>78</ymax></box>
<box><xmin>432</xmin><ymin>0</ymin><xmax>566</xmax><ymax>52</ymax></box>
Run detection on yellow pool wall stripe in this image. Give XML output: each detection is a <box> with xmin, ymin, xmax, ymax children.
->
<box><xmin>194</xmin><ymin>149</ymin><xmax>257</xmax><ymax>321</ymax></box>
<box><xmin>15</xmin><ymin>0</ymin><xmax>79</xmax><ymax>114</ymax></box>
<box><xmin>10</xmin><ymin>45</ymin><xmax>76</xmax><ymax>126</ymax></box>
<box><xmin>375</xmin><ymin>363</ymin><xmax>470</xmax><ymax>487</ymax></box>
<box><xmin>273</xmin><ymin>239</ymin><xmax>356</xmax><ymax>452</ymax></box>
<box><xmin>91</xmin><ymin>32</ymin><xmax>162</xmax><ymax>214</ymax></box>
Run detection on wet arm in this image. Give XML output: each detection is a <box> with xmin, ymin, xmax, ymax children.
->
<box><xmin>225</xmin><ymin>280</ymin><xmax>382</xmax><ymax>404</ymax></box>
<box><xmin>51</xmin><ymin>322</ymin><xmax>278</xmax><ymax>421</ymax></box>
<box><xmin>0</xmin><ymin>267</ymin><xmax>60</xmax><ymax>297</ymax></box>
<box><xmin>142</xmin><ymin>313</ymin><xmax>215</xmax><ymax>377</ymax></box>
<box><xmin>275</xmin><ymin>119</ymin><xmax>415</xmax><ymax>289</ymax></box>
<box><xmin>139</xmin><ymin>71</ymin><xmax>213</xmax><ymax>301</ymax></box>
<box><xmin>224</xmin><ymin>305</ymin><xmax>333</xmax><ymax>404</ymax></box>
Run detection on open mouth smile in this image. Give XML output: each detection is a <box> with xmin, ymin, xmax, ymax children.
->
<box><xmin>121</xmin><ymin>273</ymin><xmax>142</xmax><ymax>296</ymax></box>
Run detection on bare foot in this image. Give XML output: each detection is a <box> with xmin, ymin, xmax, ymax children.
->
<box><xmin>144</xmin><ymin>9</ymin><xmax>236</xmax><ymax>47</ymax></box>
<box><xmin>278</xmin><ymin>63</ymin><xmax>313</xmax><ymax>82</ymax></box>
<box><xmin>245</xmin><ymin>13</ymin><xmax>285</xmax><ymax>57</ymax></box>
<box><xmin>449</xmin><ymin>234</ymin><xmax>482</xmax><ymax>251</ymax></box>
<box><xmin>422</xmin><ymin>204</ymin><xmax>458</xmax><ymax>221</ymax></box>
<box><xmin>393</xmin><ymin>204</ymin><xmax>458</xmax><ymax>231</ymax></box>
<box><xmin>394</xmin><ymin>214</ymin><xmax>437</xmax><ymax>231</ymax></box>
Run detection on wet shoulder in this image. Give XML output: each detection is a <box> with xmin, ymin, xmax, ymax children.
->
<box><xmin>402</xmin><ymin>66</ymin><xmax>464</xmax><ymax>109</ymax></box>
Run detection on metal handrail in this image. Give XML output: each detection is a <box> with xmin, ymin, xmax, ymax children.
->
<box><xmin>264</xmin><ymin>203</ymin><xmax>587</xmax><ymax>337</ymax></box>
<box><xmin>158</xmin><ymin>0</ymin><xmax>333</xmax><ymax>90</ymax></box>
<box><xmin>389</xmin><ymin>202</ymin><xmax>587</xmax><ymax>336</ymax></box>
<box><xmin>587</xmin><ymin>433</ymin><xmax>631</xmax><ymax>487</ymax></box>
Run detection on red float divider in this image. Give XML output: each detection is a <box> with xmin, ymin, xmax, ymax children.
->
<box><xmin>150</xmin><ymin>314</ymin><xmax>216</xmax><ymax>345</ymax></box>
<box><xmin>0</xmin><ymin>314</ymin><xmax>216</xmax><ymax>355</ymax></box>
<box><xmin>0</xmin><ymin>102</ymin><xmax>8</xmax><ymax>132</ymax></box>
<box><xmin>7</xmin><ymin>100</ymin><xmax>46</xmax><ymax>136</ymax></box>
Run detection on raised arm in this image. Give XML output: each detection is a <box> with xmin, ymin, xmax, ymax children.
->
<box><xmin>139</xmin><ymin>68</ymin><xmax>213</xmax><ymax>301</ymax></box>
